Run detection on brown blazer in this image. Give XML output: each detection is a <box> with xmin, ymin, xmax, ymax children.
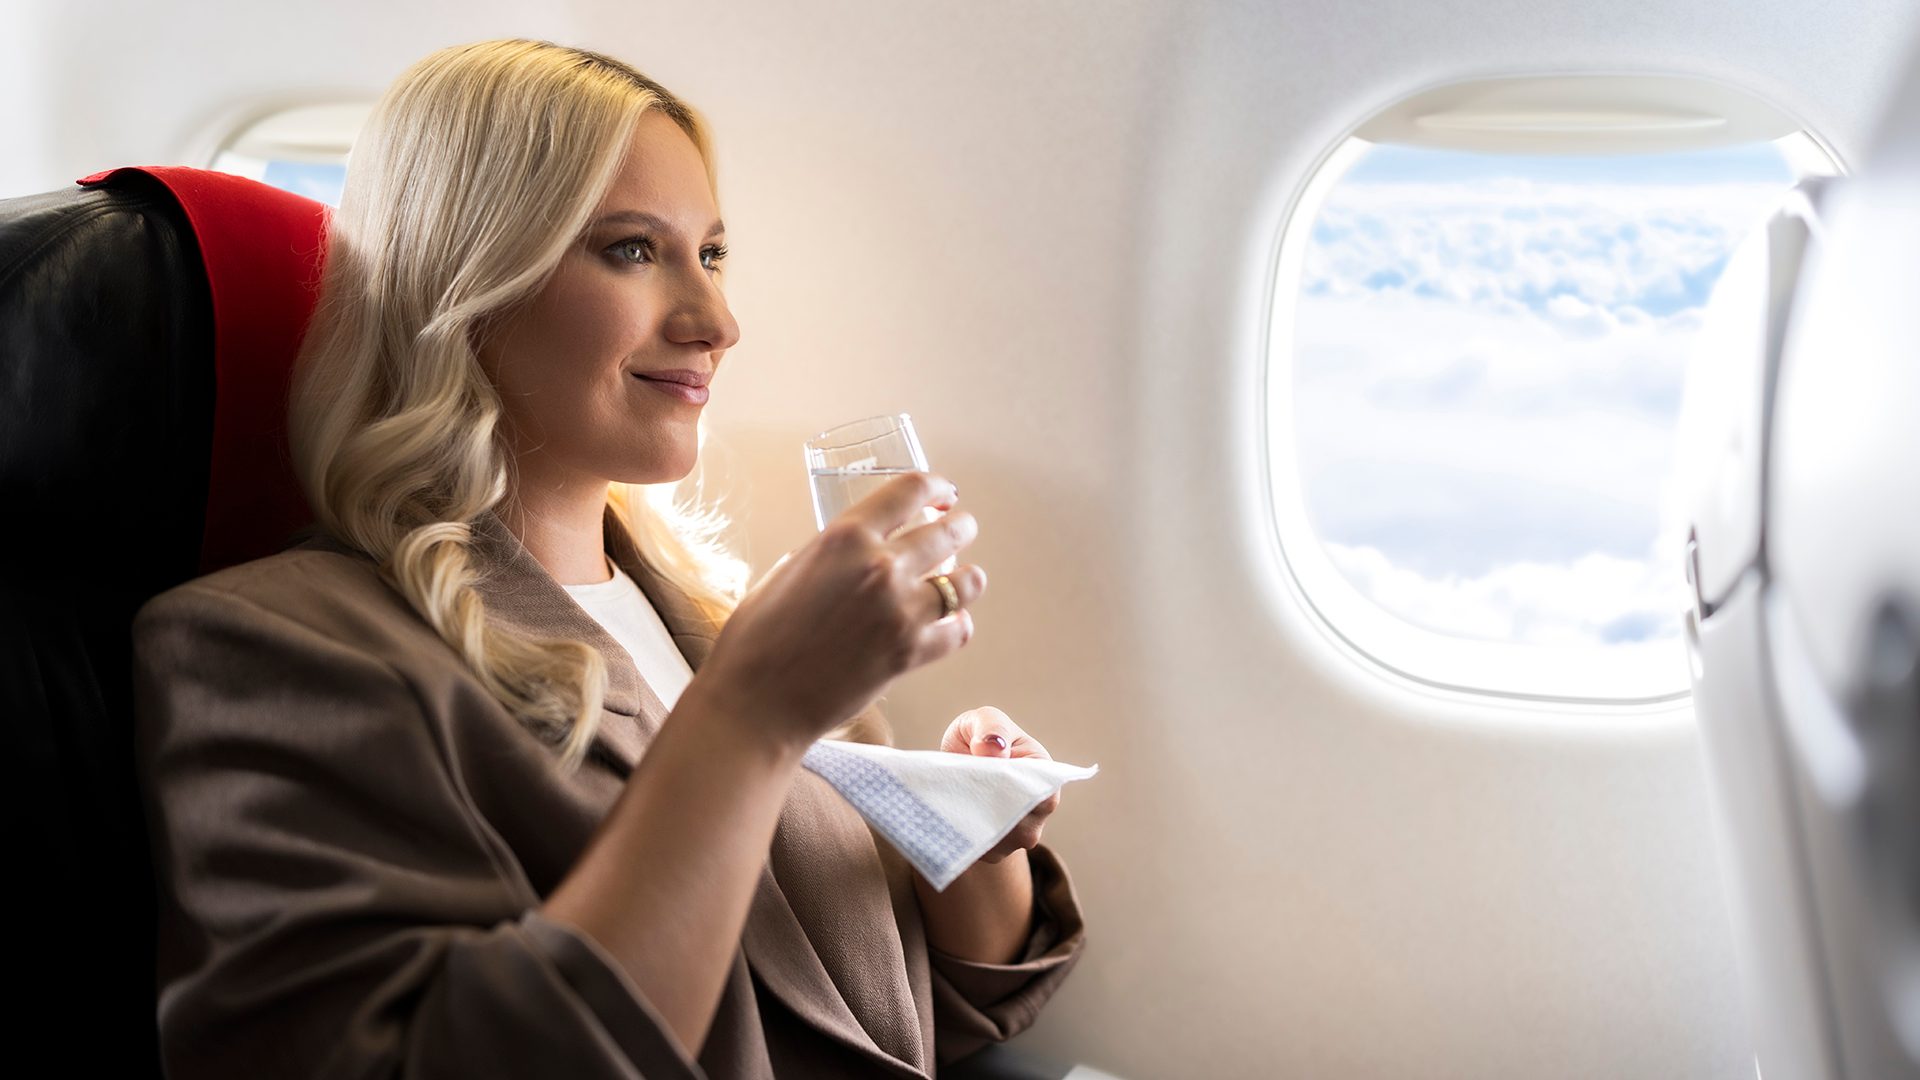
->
<box><xmin>131</xmin><ymin>506</ymin><xmax>1086</xmax><ymax>1078</ymax></box>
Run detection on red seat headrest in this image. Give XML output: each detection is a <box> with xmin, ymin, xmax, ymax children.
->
<box><xmin>77</xmin><ymin>166</ymin><xmax>329</xmax><ymax>574</ymax></box>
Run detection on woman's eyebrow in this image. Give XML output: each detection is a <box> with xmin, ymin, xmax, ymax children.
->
<box><xmin>593</xmin><ymin>210</ymin><xmax>726</xmax><ymax>238</ymax></box>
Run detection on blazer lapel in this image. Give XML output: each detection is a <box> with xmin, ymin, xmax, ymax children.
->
<box><xmin>464</xmin><ymin>509</ymin><xmax>663</xmax><ymax>774</ymax></box>
<box><xmin>605</xmin><ymin>510</ymin><xmax>927</xmax><ymax>1076</ymax></box>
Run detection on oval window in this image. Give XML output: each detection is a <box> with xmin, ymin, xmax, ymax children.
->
<box><xmin>1267</xmin><ymin>76</ymin><xmax>1840</xmax><ymax>702</ymax></box>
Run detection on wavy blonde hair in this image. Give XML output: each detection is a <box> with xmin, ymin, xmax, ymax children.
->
<box><xmin>291</xmin><ymin>39</ymin><xmax>769</xmax><ymax>771</ymax></box>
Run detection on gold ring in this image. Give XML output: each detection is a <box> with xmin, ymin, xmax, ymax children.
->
<box><xmin>929</xmin><ymin>573</ymin><xmax>960</xmax><ymax>619</ymax></box>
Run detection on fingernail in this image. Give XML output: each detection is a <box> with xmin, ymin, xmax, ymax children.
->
<box><xmin>983</xmin><ymin>733</ymin><xmax>1007</xmax><ymax>752</ymax></box>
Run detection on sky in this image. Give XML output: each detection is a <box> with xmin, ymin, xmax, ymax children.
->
<box><xmin>262</xmin><ymin>159</ymin><xmax>347</xmax><ymax>206</ymax></box>
<box><xmin>1290</xmin><ymin>140</ymin><xmax>1797</xmax><ymax>648</ymax></box>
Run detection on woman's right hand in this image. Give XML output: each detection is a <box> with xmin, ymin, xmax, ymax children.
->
<box><xmin>690</xmin><ymin>471</ymin><xmax>987</xmax><ymax>750</ymax></box>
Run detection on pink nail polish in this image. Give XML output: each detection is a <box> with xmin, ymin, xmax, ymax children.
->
<box><xmin>983</xmin><ymin>733</ymin><xmax>1007</xmax><ymax>752</ymax></box>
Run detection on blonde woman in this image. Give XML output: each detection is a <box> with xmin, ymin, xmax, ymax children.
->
<box><xmin>132</xmin><ymin>39</ymin><xmax>1085</xmax><ymax>1078</ymax></box>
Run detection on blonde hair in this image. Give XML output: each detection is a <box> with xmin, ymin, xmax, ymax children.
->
<box><xmin>290</xmin><ymin>39</ymin><xmax>762</xmax><ymax>770</ymax></box>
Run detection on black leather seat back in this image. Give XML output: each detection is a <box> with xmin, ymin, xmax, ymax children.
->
<box><xmin>1</xmin><ymin>171</ymin><xmax>214</xmax><ymax>1078</ymax></box>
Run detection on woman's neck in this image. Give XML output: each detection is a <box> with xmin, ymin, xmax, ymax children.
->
<box><xmin>502</xmin><ymin>471</ymin><xmax>615</xmax><ymax>586</ymax></box>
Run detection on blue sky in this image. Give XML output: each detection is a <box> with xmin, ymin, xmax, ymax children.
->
<box><xmin>262</xmin><ymin>160</ymin><xmax>347</xmax><ymax>206</ymax></box>
<box><xmin>1291</xmin><ymin>141</ymin><xmax>1796</xmax><ymax>647</ymax></box>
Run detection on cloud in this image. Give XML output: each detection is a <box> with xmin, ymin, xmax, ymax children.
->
<box><xmin>1544</xmin><ymin>293</ymin><xmax>1614</xmax><ymax>339</ymax></box>
<box><xmin>1323</xmin><ymin>539</ymin><xmax>1688</xmax><ymax>646</ymax></box>
<box><xmin>1284</xmin><ymin>167</ymin><xmax>1795</xmax><ymax>645</ymax></box>
<box><xmin>1290</xmin><ymin>290</ymin><xmax>1696</xmax><ymax>576</ymax></box>
<box><xmin>1301</xmin><ymin>179</ymin><xmax>1786</xmax><ymax>333</ymax></box>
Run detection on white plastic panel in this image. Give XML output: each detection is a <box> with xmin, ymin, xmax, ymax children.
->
<box><xmin>1692</xmin><ymin>577</ymin><xmax>1838</xmax><ymax>1080</ymax></box>
<box><xmin>1674</xmin><ymin>214</ymin><xmax>1772</xmax><ymax>606</ymax></box>
<box><xmin>1675</xmin><ymin>182</ymin><xmax>1829</xmax><ymax>611</ymax></box>
<box><xmin>1356</xmin><ymin>74</ymin><xmax>1806</xmax><ymax>155</ymax></box>
<box><xmin>1772</xmin><ymin>149</ymin><xmax>1920</xmax><ymax>715</ymax></box>
<box><xmin>1767</xmin><ymin>40</ymin><xmax>1920</xmax><ymax>1067</ymax></box>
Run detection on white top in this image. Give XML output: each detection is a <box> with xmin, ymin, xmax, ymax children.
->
<box><xmin>561</xmin><ymin>557</ymin><xmax>695</xmax><ymax>710</ymax></box>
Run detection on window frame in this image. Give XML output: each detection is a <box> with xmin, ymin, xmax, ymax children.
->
<box><xmin>204</xmin><ymin>100</ymin><xmax>372</xmax><ymax>194</ymax></box>
<box><xmin>1260</xmin><ymin>75</ymin><xmax>1843</xmax><ymax>706</ymax></box>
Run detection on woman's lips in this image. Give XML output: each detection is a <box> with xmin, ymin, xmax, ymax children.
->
<box><xmin>632</xmin><ymin>372</ymin><xmax>710</xmax><ymax>405</ymax></box>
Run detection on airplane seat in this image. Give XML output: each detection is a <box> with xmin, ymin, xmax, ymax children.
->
<box><xmin>0</xmin><ymin>165</ymin><xmax>326</xmax><ymax>1076</ymax></box>
<box><xmin>1682</xmin><ymin>33</ymin><xmax>1920</xmax><ymax>1080</ymax></box>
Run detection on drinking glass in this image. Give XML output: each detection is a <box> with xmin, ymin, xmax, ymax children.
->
<box><xmin>805</xmin><ymin>413</ymin><xmax>957</xmax><ymax>575</ymax></box>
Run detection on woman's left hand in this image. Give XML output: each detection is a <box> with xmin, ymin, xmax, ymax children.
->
<box><xmin>939</xmin><ymin>706</ymin><xmax>1059</xmax><ymax>863</ymax></box>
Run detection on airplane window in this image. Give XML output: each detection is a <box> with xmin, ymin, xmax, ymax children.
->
<box><xmin>207</xmin><ymin>102</ymin><xmax>370</xmax><ymax>206</ymax></box>
<box><xmin>1269</xmin><ymin>121</ymin><xmax>1838</xmax><ymax>703</ymax></box>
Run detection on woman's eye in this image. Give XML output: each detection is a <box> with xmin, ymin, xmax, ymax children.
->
<box><xmin>601</xmin><ymin>236</ymin><xmax>725</xmax><ymax>273</ymax></box>
<box><xmin>607</xmin><ymin>237</ymin><xmax>653</xmax><ymax>265</ymax></box>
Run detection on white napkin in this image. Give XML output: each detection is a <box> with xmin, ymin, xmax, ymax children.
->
<box><xmin>800</xmin><ymin>739</ymin><xmax>1099</xmax><ymax>891</ymax></box>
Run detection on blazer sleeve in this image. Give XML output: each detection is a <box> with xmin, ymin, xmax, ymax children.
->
<box><xmin>926</xmin><ymin>842</ymin><xmax>1088</xmax><ymax>1067</ymax></box>
<box><xmin>132</xmin><ymin>581</ymin><xmax>702</xmax><ymax>1080</ymax></box>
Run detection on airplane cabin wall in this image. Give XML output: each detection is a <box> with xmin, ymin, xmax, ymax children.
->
<box><xmin>10</xmin><ymin>1</ymin><xmax>1920</xmax><ymax>1076</ymax></box>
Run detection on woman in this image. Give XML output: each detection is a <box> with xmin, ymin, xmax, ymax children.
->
<box><xmin>132</xmin><ymin>38</ymin><xmax>1085</xmax><ymax>1078</ymax></box>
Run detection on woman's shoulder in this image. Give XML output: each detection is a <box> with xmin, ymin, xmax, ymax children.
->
<box><xmin>134</xmin><ymin>538</ymin><xmax>426</xmax><ymax>658</ymax></box>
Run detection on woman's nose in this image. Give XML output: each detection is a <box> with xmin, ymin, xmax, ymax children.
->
<box><xmin>666</xmin><ymin>272</ymin><xmax>741</xmax><ymax>352</ymax></box>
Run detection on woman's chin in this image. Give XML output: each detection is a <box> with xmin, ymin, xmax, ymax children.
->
<box><xmin>612</xmin><ymin>452</ymin><xmax>697</xmax><ymax>487</ymax></box>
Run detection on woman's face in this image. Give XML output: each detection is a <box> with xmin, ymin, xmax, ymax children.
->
<box><xmin>481</xmin><ymin>110</ymin><xmax>739</xmax><ymax>496</ymax></box>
